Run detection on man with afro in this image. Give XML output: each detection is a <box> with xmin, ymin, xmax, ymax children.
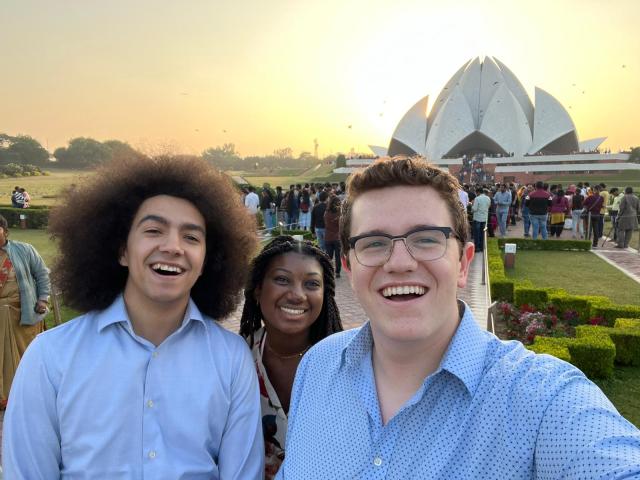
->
<box><xmin>3</xmin><ymin>155</ymin><xmax>264</xmax><ymax>479</ymax></box>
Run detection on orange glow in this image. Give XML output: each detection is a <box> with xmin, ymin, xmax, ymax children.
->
<box><xmin>1</xmin><ymin>0</ymin><xmax>638</xmax><ymax>156</ymax></box>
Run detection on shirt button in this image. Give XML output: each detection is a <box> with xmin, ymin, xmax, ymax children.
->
<box><xmin>147</xmin><ymin>400</ymin><xmax>154</xmax><ymax>408</ymax></box>
<box><xmin>152</xmin><ymin>351</ymin><xmax>159</xmax><ymax>358</ymax></box>
<box><xmin>148</xmin><ymin>450</ymin><xmax>156</xmax><ymax>459</ymax></box>
<box><xmin>373</xmin><ymin>457</ymin><xmax>383</xmax><ymax>467</ymax></box>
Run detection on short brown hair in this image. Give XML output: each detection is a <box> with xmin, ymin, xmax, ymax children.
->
<box><xmin>49</xmin><ymin>155</ymin><xmax>257</xmax><ymax>319</ymax></box>
<box><xmin>339</xmin><ymin>156</ymin><xmax>469</xmax><ymax>257</ymax></box>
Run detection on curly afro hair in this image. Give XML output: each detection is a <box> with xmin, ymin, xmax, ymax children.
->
<box><xmin>48</xmin><ymin>155</ymin><xmax>257</xmax><ymax>319</ymax></box>
<box><xmin>239</xmin><ymin>235</ymin><xmax>343</xmax><ymax>346</ymax></box>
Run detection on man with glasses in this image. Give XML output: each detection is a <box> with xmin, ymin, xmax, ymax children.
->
<box><xmin>277</xmin><ymin>156</ymin><xmax>640</xmax><ymax>479</ymax></box>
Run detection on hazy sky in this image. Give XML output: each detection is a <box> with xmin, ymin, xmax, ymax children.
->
<box><xmin>2</xmin><ymin>0</ymin><xmax>638</xmax><ymax>157</ymax></box>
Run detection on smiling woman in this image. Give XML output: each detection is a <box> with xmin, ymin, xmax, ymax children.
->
<box><xmin>239</xmin><ymin>236</ymin><xmax>343</xmax><ymax>479</ymax></box>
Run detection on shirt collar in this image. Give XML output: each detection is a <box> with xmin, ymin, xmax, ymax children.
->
<box><xmin>341</xmin><ymin>302</ymin><xmax>490</xmax><ymax>396</ymax></box>
<box><xmin>439</xmin><ymin>304</ymin><xmax>490</xmax><ymax>396</ymax></box>
<box><xmin>341</xmin><ymin>321</ymin><xmax>374</xmax><ymax>369</ymax></box>
<box><xmin>97</xmin><ymin>294</ymin><xmax>206</xmax><ymax>333</ymax></box>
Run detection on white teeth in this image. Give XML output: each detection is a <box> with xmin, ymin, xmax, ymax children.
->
<box><xmin>280</xmin><ymin>306</ymin><xmax>306</xmax><ymax>315</ymax></box>
<box><xmin>151</xmin><ymin>263</ymin><xmax>183</xmax><ymax>273</ymax></box>
<box><xmin>382</xmin><ymin>286</ymin><xmax>426</xmax><ymax>297</ymax></box>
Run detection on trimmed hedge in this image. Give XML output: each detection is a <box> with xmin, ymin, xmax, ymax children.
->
<box><xmin>614</xmin><ymin>318</ymin><xmax>640</xmax><ymax>330</ymax></box>
<box><xmin>0</xmin><ymin>206</ymin><xmax>50</xmax><ymax>229</ymax></box>
<box><xmin>514</xmin><ymin>287</ymin><xmax>548</xmax><ymax>308</ymax></box>
<box><xmin>528</xmin><ymin>319</ymin><xmax>640</xmax><ymax>379</ymax></box>
<box><xmin>590</xmin><ymin>304</ymin><xmax>640</xmax><ymax>328</ymax></box>
<box><xmin>547</xmin><ymin>293</ymin><xmax>593</xmax><ymax>323</ymax></box>
<box><xmin>488</xmin><ymin>239</ymin><xmax>514</xmax><ymax>302</ymax></box>
<box><xmin>568</xmin><ymin>333</ymin><xmax>615</xmax><ymax>379</ymax></box>
<box><xmin>528</xmin><ymin>337</ymin><xmax>572</xmax><ymax>363</ymax></box>
<box><xmin>609</xmin><ymin>329</ymin><xmax>640</xmax><ymax>366</ymax></box>
<box><xmin>497</xmin><ymin>237</ymin><xmax>591</xmax><ymax>251</ymax></box>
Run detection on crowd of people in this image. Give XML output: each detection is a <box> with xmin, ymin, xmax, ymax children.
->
<box><xmin>243</xmin><ymin>181</ymin><xmax>349</xmax><ymax>277</ymax></box>
<box><xmin>1</xmin><ymin>155</ymin><xmax>639</xmax><ymax>478</ymax></box>
<box><xmin>460</xmin><ymin>180</ymin><xmax>639</xmax><ymax>252</ymax></box>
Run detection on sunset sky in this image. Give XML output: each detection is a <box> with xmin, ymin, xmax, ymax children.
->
<box><xmin>2</xmin><ymin>0</ymin><xmax>639</xmax><ymax>158</ymax></box>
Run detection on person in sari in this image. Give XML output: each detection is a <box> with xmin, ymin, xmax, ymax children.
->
<box><xmin>0</xmin><ymin>214</ymin><xmax>50</xmax><ymax>409</ymax></box>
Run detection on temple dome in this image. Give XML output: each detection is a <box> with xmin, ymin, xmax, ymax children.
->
<box><xmin>388</xmin><ymin>56</ymin><xmax>579</xmax><ymax>159</ymax></box>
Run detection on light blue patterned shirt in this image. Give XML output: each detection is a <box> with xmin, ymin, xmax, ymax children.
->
<box><xmin>277</xmin><ymin>305</ymin><xmax>640</xmax><ymax>479</ymax></box>
<box><xmin>3</xmin><ymin>295</ymin><xmax>263</xmax><ymax>479</ymax></box>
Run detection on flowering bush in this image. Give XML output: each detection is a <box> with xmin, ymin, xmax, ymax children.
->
<box><xmin>497</xmin><ymin>302</ymin><xmax>573</xmax><ymax>344</ymax></box>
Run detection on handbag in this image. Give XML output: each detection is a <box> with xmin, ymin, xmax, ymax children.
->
<box><xmin>564</xmin><ymin>218</ymin><xmax>573</xmax><ymax>230</ymax></box>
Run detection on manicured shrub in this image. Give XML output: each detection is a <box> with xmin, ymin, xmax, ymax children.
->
<box><xmin>491</xmin><ymin>280</ymin><xmax>514</xmax><ymax>302</ymax></box>
<box><xmin>614</xmin><ymin>318</ymin><xmax>640</xmax><ymax>330</ymax></box>
<box><xmin>527</xmin><ymin>337</ymin><xmax>572</xmax><ymax>363</ymax></box>
<box><xmin>591</xmin><ymin>304</ymin><xmax>640</xmax><ymax>327</ymax></box>
<box><xmin>497</xmin><ymin>238</ymin><xmax>591</xmax><ymax>251</ymax></box>
<box><xmin>608</xmin><ymin>329</ymin><xmax>640</xmax><ymax>366</ymax></box>
<box><xmin>0</xmin><ymin>206</ymin><xmax>50</xmax><ymax>229</ymax></box>
<box><xmin>547</xmin><ymin>293</ymin><xmax>592</xmax><ymax>324</ymax></box>
<box><xmin>567</xmin><ymin>333</ymin><xmax>615</xmax><ymax>379</ymax></box>
<box><xmin>514</xmin><ymin>288</ymin><xmax>548</xmax><ymax>308</ymax></box>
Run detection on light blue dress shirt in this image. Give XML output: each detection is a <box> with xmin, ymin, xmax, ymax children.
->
<box><xmin>3</xmin><ymin>295</ymin><xmax>264</xmax><ymax>479</ymax></box>
<box><xmin>277</xmin><ymin>305</ymin><xmax>640</xmax><ymax>479</ymax></box>
<box><xmin>494</xmin><ymin>190</ymin><xmax>512</xmax><ymax>211</ymax></box>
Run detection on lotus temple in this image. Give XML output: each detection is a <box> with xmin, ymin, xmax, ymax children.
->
<box><xmin>345</xmin><ymin>56</ymin><xmax>639</xmax><ymax>184</ymax></box>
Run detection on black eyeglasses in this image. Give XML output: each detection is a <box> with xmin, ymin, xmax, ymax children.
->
<box><xmin>348</xmin><ymin>226</ymin><xmax>459</xmax><ymax>267</ymax></box>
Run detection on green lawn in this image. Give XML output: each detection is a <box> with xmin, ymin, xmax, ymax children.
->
<box><xmin>0</xmin><ymin>168</ymin><xmax>89</xmax><ymax>206</ymax></box>
<box><xmin>504</xmin><ymin>250</ymin><xmax>640</xmax><ymax>306</ymax></box>
<box><xmin>594</xmin><ymin>365</ymin><xmax>640</xmax><ymax>428</ymax></box>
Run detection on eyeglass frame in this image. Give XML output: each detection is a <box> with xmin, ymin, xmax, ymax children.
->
<box><xmin>347</xmin><ymin>225</ymin><xmax>461</xmax><ymax>266</ymax></box>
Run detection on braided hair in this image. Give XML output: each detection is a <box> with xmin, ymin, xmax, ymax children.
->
<box><xmin>239</xmin><ymin>236</ymin><xmax>343</xmax><ymax>347</ymax></box>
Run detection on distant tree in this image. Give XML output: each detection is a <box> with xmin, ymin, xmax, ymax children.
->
<box><xmin>103</xmin><ymin>140</ymin><xmax>144</xmax><ymax>161</ymax></box>
<box><xmin>0</xmin><ymin>134</ymin><xmax>49</xmax><ymax>166</ymax></box>
<box><xmin>55</xmin><ymin>137</ymin><xmax>112</xmax><ymax>168</ymax></box>
<box><xmin>629</xmin><ymin>147</ymin><xmax>640</xmax><ymax>163</ymax></box>
<box><xmin>202</xmin><ymin>143</ymin><xmax>242</xmax><ymax>170</ymax></box>
<box><xmin>335</xmin><ymin>154</ymin><xmax>347</xmax><ymax>168</ymax></box>
<box><xmin>273</xmin><ymin>147</ymin><xmax>293</xmax><ymax>160</ymax></box>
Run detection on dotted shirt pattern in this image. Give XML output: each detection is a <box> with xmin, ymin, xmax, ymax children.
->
<box><xmin>276</xmin><ymin>305</ymin><xmax>640</xmax><ymax>479</ymax></box>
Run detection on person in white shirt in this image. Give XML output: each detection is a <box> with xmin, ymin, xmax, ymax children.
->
<box><xmin>245</xmin><ymin>185</ymin><xmax>260</xmax><ymax>218</ymax></box>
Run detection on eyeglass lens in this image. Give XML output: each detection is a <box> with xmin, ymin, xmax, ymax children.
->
<box><xmin>354</xmin><ymin>229</ymin><xmax>448</xmax><ymax>266</ymax></box>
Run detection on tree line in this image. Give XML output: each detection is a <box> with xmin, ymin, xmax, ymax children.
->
<box><xmin>1</xmin><ymin>134</ymin><xmax>338</xmax><ymax>171</ymax></box>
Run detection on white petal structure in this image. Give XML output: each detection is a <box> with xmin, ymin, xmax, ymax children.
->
<box><xmin>578</xmin><ymin>137</ymin><xmax>607</xmax><ymax>152</ymax></box>
<box><xmin>389</xmin><ymin>56</ymin><xmax>579</xmax><ymax>160</ymax></box>
<box><xmin>425</xmin><ymin>86</ymin><xmax>475</xmax><ymax>161</ymax></box>
<box><xmin>387</xmin><ymin>96</ymin><xmax>429</xmax><ymax>156</ymax></box>
<box><xmin>479</xmin><ymin>84</ymin><xmax>532</xmax><ymax>156</ymax></box>
<box><xmin>528</xmin><ymin>87</ymin><xmax>578</xmax><ymax>154</ymax></box>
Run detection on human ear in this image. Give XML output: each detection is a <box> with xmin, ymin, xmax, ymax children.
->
<box><xmin>119</xmin><ymin>247</ymin><xmax>129</xmax><ymax>267</ymax></box>
<box><xmin>456</xmin><ymin>242</ymin><xmax>475</xmax><ymax>289</ymax></box>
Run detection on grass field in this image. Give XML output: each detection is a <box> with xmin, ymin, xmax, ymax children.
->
<box><xmin>227</xmin><ymin>163</ymin><xmax>347</xmax><ymax>187</ymax></box>
<box><xmin>594</xmin><ymin>365</ymin><xmax>640</xmax><ymax>428</ymax></box>
<box><xmin>504</xmin><ymin>250</ymin><xmax>640</xmax><ymax>306</ymax></box>
<box><xmin>0</xmin><ymin>168</ymin><xmax>89</xmax><ymax>206</ymax></box>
